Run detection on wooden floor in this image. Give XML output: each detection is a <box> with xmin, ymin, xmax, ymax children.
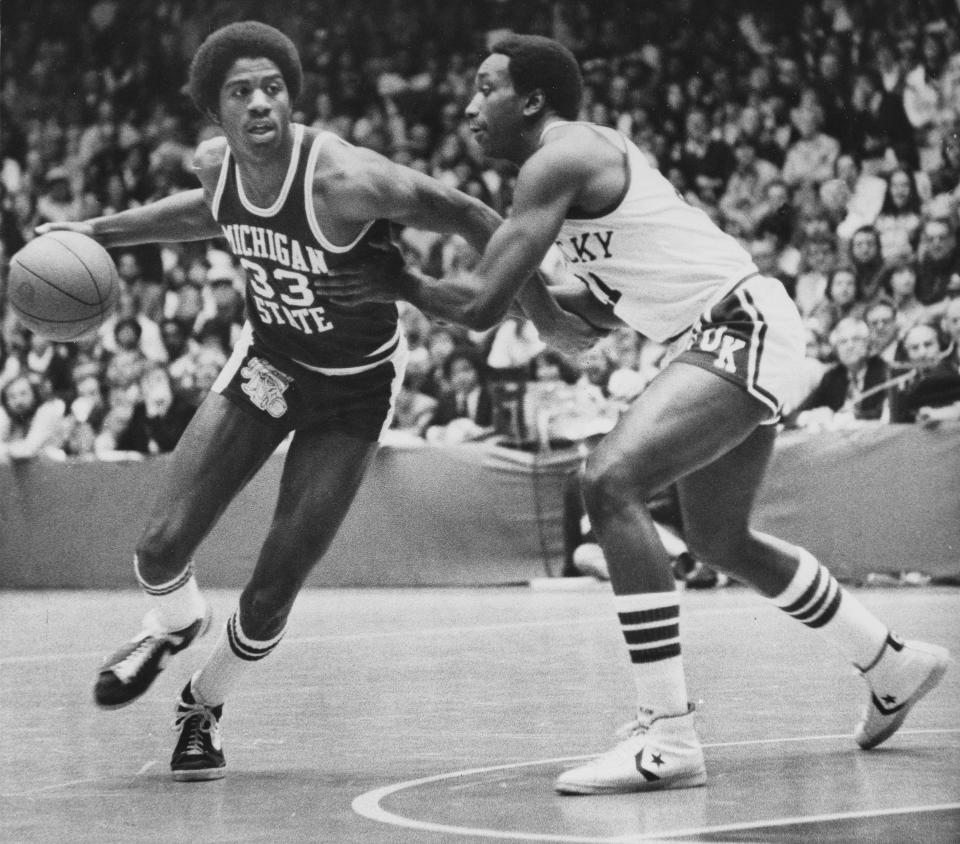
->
<box><xmin>1</xmin><ymin>584</ymin><xmax>957</xmax><ymax>843</ymax></box>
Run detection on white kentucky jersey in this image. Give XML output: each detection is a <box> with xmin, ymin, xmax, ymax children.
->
<box><xmin>544</xmin><ymin>122</ymin><xmax>758</xmax><ymax>343</ymax></box>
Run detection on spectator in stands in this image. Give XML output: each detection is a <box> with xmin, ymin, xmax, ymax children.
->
<box><xmin>193</xmin><ymin>264</ymin><xmax>244</xmax><ymax>353</ymax></box>
<box><xmin>159</xmin><ymin>317</ymin><xmax>192</xmax><ymax>371</ymax></box>
<box><xmin>180</xmin><ymin>348</ymin><xmax>226</xmax><ymax>411</ymax></box>
<box><xmin>809</xmin><ymin>266</ymin><xmax>867</xmax><ymax>337</ymax></box>
<box><xmin>831</xmin><ymin>154</ymin><xmax>887</xmax><ymax>241</ymax></box>
<box><xmin>903</xmin><ymin>28</ymin><xmax>950</xmax><ymax>135</ymax></box>
<box><xmin>58</xmin><ymin>369</ymin><xmax>108</xmax><ymax>458</ymax></box>
<box><xmin>753</xmin><ymin>179</ymin><xmax>798</xmax><ymax>261</ymax></box>
<box><xmin>427</xmin><ymin>344</ymin><xmax>493</xmax><ymax>436</ymax></box>
<box><xmin>719</xmin><ymin>137</ymin><xmax>779</xmax><ymax>236</ymax></box>
<box><xmin>675</xmin><ymin>106</ymin><xmax>735</xmax><ymax>204</ymax></box>
<box><xmin>129</xmin><ymin>365</ymin><xmax>198</xmax><ymax>454</ymax></box>
<box><xmin>0</xmin><ymin>373</ymin><xmax>66</xmax><ymax>461</ymax></box>
<box><xmin>98</xmin><ymin>287</ymin><xmax>167</xmax><ymax>364</ymax></box>
<box><xmin>890</xmin><ymin>321</ymin><xmax>960</xmax><ymax>423</ymax></box>
<box><xmin>793</xmin><ymin>232</ymin><xmax>838</xmax><ymax>320</ymax></box>
<box><xmin>104</xmin><ymin>316</ymin><xmax>150</xmax><ymax>402</ymax></box>
<box><xmin>422</xmin><ymin>324</ymin><xmax>469</xmax><ymax>398</ymax></box>
<box><xmin>390</xmin><ymin>372</ymin><xmax>438</xmax><ymax>440</ymax></box>
<box><xmin>22</xmin><ymin>332</ymin><xmax>73</xmax><ymax>401</ymax></box>
<box><xmin>749</xmin><ymin>234</ymin><xmax>796</xmax><ymax>299</ymax></box>
<box><xmin>794</xmin><ymin>317</ymin><xmax>890</xmax><ymax>426</ymax></box>
<box><xmin>114</xmin><ymin>246</ymin><xmax>165</xmax><ymax>324</ymax></box>
<box><xmin>848</xmin><ymin>224</ymin><xmax>887</xmax><ymax>303</ymax></box>
<box><xmin>844</xmin><ymin>67</ymin><xmax>918</xmax><ymax>173</ymax></box>
<box><xmin>874</xmin><ymin>168</ymin><xmax>924</xmax><ymax>260</ymax></box>
<box><xmin>883</xmin><ymin>258</ymin><xmax>931</xmax><ymax>335</ymax></box>
<box><xmin>928</xmin><ymin>124</ymin><xmax>960</xmax><ymax>203</ymax></box>
<box><xmin>915</xmin><ymin>216</ymin><xmax>960</xmax><ymax>306</ymax></box>
<box><xmin>781</xmin><ymin>103</ymin><xmax>840</xmax><ymax>195</ymax></box>
<box><xmin>163</xmin><ymin>257</ymin><xmax>205</xmax><ymax>328</ymax></box>
<box><xmin>865</xmin><ymin>298</ymin><xmax>902</xmax><ymax>365</ymax></box>
<box><xmin>35</xmin><ymin>167</ymin><xmax>83</xmax><ymax>225</ymax></box>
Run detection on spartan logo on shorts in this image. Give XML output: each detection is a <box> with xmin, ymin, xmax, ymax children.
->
<box><xmin>240</xmin><ymin>357</ymin><xmax>293</xmax><ymax>418</ymax></box>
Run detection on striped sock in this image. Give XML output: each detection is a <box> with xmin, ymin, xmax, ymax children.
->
<box><xmin>615</xmin><ymin>592</ymin><xmax>689</xmax><ymax>719</ymax></box>
<box><xmin>134</xmin><ymin>556</ymin><xmax>206</xmax><ymax>632</ymax></box>
<box><xmin>772</xmin><ymin>548</ymin><xmax>888</xmax><ymax>670</ymax></box>
<box><xmin>191</xmin><ymin>608</ymin><xmax>285</xmax><ymax>707</ymax></box>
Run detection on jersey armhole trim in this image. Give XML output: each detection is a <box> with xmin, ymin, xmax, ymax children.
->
<box><xmin>304</xmin><ymin>132</ymin><xmax>374</xmax><ymax>253</ymax></box>
<box><xmin>211</xmin><ymin>144</ymin><xmax>231</xmax><ymax>220</ymax></box>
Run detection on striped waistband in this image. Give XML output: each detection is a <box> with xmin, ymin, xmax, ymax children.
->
<box><xmin>289</xmin><ymin>325</ymin><xmax>404</xmax><ymax>376</ymax></box>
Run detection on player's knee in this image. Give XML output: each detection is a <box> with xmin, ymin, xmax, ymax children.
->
<box><xmin>581</xmin><ymin>454</ymin><xmax>646</xmax><ymax>519</ymax></box>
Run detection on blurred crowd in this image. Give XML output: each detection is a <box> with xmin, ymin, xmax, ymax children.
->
<box><xmin>2</xmin><ymin>0</ymin><xmax>960</xmax><ymax>463</ymax></box>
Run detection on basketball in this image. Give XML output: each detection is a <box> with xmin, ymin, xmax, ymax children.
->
<box><xmin>8</xmin><ymin>231</ymin><xmax>120</xmax><ymax>342</ymax></box>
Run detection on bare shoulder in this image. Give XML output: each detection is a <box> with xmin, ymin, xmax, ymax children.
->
<box><xmin>192</xmin><ymin>136</ymin><xmax>229</xmax><ymax>190</ymax></box>
<box><xmin>307</xmin><ymin>129</ymin><xmax>418</xmax><ymax>219</ymax></box>
<box><xmin>309</xmin><ymin>131</ymin><xmax>396</xmax><ymax>191</ymax></box>
<box><xmin>516</xmin><ymin>124</ymin><xmax>623</xmax><ymax>208</ymax></box>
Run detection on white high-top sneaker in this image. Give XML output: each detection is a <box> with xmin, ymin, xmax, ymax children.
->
<box><xmin>855</xmin><ymin>634</ymin><xmax>950</xmax><ymax>750</ymax></box>
<box><xmin>555</xmin><ymin>705</ymin><xmax>706</xmax><ymax>794</ymax></box>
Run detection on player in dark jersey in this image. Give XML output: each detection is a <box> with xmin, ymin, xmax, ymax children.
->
<box><xmin>36</xmin><ymin>22</ymin><xmax>598</xmax><ymax>781</ymax></box>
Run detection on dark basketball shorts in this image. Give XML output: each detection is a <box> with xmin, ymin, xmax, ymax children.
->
<box><xmin>212</xmin><ymin>323</ymin><xmax>407</xmax><ymax>441</ymax></box>
<box><xmin>672</xmin><ymin>274</ymin><xmax>806</xmax><ymax>423</ymax></box>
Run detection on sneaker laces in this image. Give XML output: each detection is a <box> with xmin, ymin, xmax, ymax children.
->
<box><xmin>110</xmin><ymin>610</ymin><xmax>173</xmax><ymax>683</ymax></box>
<box><xmin>615</xmin><ymin>718</ymin><xmax>650</xmax><ymax>740</ymax></box>
<box><xmin>174</xmin><ymin>701</ymin><xmax>218</xmax><ymax>755</ymax></box>
<box><xmin>111</xmin><ymin>634</ymin><xmax>164</xmax><ymax>683</ymax></box>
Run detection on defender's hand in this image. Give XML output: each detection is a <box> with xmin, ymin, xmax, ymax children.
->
<box><xmin>314</xmin><ymin>242</ymin><xmax>407</xmax><ymax>307</ymax></box>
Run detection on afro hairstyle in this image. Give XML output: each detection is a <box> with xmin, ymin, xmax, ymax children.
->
<box><xmin>489</xmin><ymin>34</ymin><xmax>583</xmax><ymax>121</ymax></box>
<box><xmin>188</xmin><ymin>21</ymin><xmax>303</xmax><ymax>117</ymax></box>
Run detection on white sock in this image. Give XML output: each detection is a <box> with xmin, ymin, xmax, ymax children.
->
<box><xmin>191</xmin><ymin>608</ymin><xmax>285</xmax><ymax>707</ymax></box>
<box><xmin>771</xmin><ymin>547</ymin><xmax>887</xmax><ymax>670</ymax></box>
<box><xmin>134</xmin><ymin>556</ymin><xmax>206</xmax><ymax>632</ymax></box>
<box><xmin>614</xmin><ymin>591</ymin><xmax>689</xmax><ymax>719</ymax></box>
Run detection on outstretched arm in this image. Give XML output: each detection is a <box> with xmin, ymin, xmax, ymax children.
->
<box><xmin>330</xmin><ymin>146</ymin><xmax>503</xmax><ymax>257</ymax></box>
<box><xmin>327</xmin><ymin>145</ymin><xmax>593</xmax><ymax>328</ymax></box>
<box><xmin>37</xmin><ymin>189</ymin><xmax>221</xmax><ymax>247</ymax></box>
<box><xmin>36</xmin><ymin>141</ymin><xmax>225</xmax><ymax>247</ymax></box>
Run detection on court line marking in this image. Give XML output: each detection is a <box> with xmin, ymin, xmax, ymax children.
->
<box><xmin>0</xmin><ymin>605</ymin><xmax>765</xmax><ymax>666</ymax></box>
<box><xmin>351</xmin><ymin>730</ymin><xmax>960</xmax><ymax>843</ymax></box>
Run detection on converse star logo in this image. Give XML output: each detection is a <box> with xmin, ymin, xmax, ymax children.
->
<box><xmin>650</xmin><ymin>752</ymin><xmax>665</xmax><ymax>767</ymax></box>
<box><xmin>634</xmin><ymin>748</ymin><xmax>662</xmax><ymax>782</ymax></box>
<box><xmin>882</xmin><ymin>694</ymin><xmax>897</xmax><ymax>705</ymax></box>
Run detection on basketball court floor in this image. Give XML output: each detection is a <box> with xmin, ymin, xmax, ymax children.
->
<box><xmin>2</xmin><ymin>583</ymin><xmax>957</xmax><ymax>842</ymax></box>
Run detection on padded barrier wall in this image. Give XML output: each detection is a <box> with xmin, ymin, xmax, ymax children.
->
<box><xmin>1</xmin><ymin>424</ymin><xmax>958</xmax><ymax>588</ymax></box>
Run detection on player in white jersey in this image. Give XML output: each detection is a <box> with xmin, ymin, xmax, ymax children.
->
<box><xmin>321</xmin><ymin>34</ymin><xmax>950</xmax><ymax>794</ymax></box>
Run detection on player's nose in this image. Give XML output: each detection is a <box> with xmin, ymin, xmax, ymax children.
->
<box><xmin>248</xmin><ymin>88</ymin><xmax>271</xmax><ymax>112</ymax></box>
<box><xmin>465</xmin><ymin>93</ymin><xmax>481</xmax><ymax>119</ymax></box>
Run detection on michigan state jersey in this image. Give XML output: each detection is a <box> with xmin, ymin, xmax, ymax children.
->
<box><xmin>544</xmin><ymin>122</ymin><xmax>758</xmax><ymax>344</ymax></box>
<box><xmin>211</xmin><ymin>123</ymin><xmax>401</xmax><ymax>373</ymax></box>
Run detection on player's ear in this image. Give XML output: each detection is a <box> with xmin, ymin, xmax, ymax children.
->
<box><xmin>523</xmin><ymin>89</ymin><xmax>547</xmax><ymax>118</ymax></box>
<box><xmin>206</xmin><ymin>108</ymin><xmax>222</xmax><ymax>126</ymax></box>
